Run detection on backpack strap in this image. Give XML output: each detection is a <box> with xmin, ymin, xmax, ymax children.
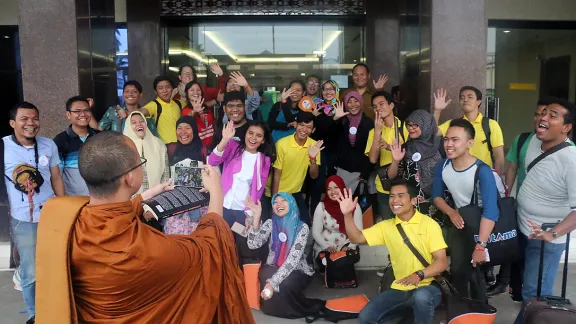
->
<box><xmin>174</xmin><ymin>99</ymin><xmax>182</xmax><ymax>110</ymax></box>
<box><xmin>526</xmin><ymin>142</ymin><xmax>571</xmax><ymax>173</ymax></box>
<box><xmin>153</xmin><ymin>100</ymin><xmax>163</xmax><ymax>128</ymax></box>
<box><xmin>481</xmin><ymin>116</ymin><xmax>493</xmax><ymax>162</ymax></box>
<box><xmin>516</xmin><ymin>132</ymin><xmax>531</xmax><ymax>164</ymax></box>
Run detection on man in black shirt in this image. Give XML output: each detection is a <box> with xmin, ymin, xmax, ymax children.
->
<box><xmin>210</xmin><ymin>91</ymin><xmax>249</xmax><ymax>150</ymax></box>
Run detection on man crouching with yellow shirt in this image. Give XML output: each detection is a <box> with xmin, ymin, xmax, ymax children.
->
<box><xmin>337</xmin><ymin>178</ymin><xmax>448</xmax><ymax>324</ymax></box>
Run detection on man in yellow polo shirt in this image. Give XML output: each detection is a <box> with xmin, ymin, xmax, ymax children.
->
<box><xmin>140</xmin><ymin>76</ymin><xmax>183</xmax><ymax>143</ymax></box>
<box><xmin>273</xmin><ymin>111</ymin><xmax>324</xmax><ymax>224</ymax></box>
<box><xmin>365</xmin><ymin>91</ymin><xmax>409</xmax><ymax>220</ymax></box>
<box><xmin>339</xmin><ymin>179</ymin><xmax>448</xmax><ymax>324</ymax></box>
<box><xmin>433</xmin><ymin>86</ymin><xmax>505</xmax><ymax>174</ymax></box>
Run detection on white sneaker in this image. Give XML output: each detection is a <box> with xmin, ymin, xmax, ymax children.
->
<box><xmin>13</xmin><ymin>268</ymin><xmax>22</xmax><ymax>291</ymax></box>
<box><xmin>376</xmin><ymin>268</ymin><xmax>385</xmax><ymax>277</ymax></box>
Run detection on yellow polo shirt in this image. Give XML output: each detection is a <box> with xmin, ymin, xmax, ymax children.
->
<box><xmin>364</xmin><ymin>117</ymin><xmax>409</xmax><ymax>193</ymax></box>
<box><xmin>273</xmin><ymin>135</ymin><xmax>322</xmax><ymax>194</ymax></box>
<box><xmin>142</xmin><ymin>97</ymin><xmax>182</xmax><ymax>143</ymax></box>
<box><xmin>362</xmin><ymin>211</ymin><xmax>447</xmax><ymax>291</ymax></box>
<box><xmin>438</xmin><ymin>113</ymin><xmax>504</xmax><ymax>167</ymax></box>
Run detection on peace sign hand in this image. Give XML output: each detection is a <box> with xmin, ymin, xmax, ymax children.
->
<box><xmin>373</xmin><ymin>74</ymin><xmax>389</xmax><ymax>90</ymax></box>
<box><xmin>433</xmin><ymin>88</ymin><xmax>452</xmax><ymax>111</ymax></box>
<box><xmin>333</xmin><ymin>101</ymin><xmax>349</xmax><ymax>120</ymax></box>
<box><xmin>308</xmin><ymin>140</ymin><xmax>325</xmax><ymax>159</ymax></box>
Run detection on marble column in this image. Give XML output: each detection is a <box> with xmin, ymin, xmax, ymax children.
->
<box><xmin>365</xmin><ymin>0</ymin><xmax>401</xmax><ymax>92</ymax></box>
<box><xmin>127</xmin><ymin>0</ymin><xmax>162</xmax><ymax>103</ymax></box>
<box><xmin>420</xmin><ymin>0</ymin><xmax>487</xmax><ymax>121</ymax></box>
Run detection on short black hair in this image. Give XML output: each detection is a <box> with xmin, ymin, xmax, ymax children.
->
<box><xmin>371</xmin><ymin>90</ymin><xmax>394</xmax><ymax>105</ymax></box>
<box><xmin>305</xmin><ymin>75</ymin><xmax>320</xmax><ymax>82</ymax></box>
<box><xmin>459</xmin><ymin>86</ymin><xmax>483</xmax><ymax>102</ymax></box>
<box><xmin>10</xmin><ymin>102</ymin><xmax>39</xmax><ymax>120</ymax></box>
<box><xmin>65</xmin><ymin>96</ymin><xmax>89</xmax><ymax>112</ymax></box>
<box><xmin>224</xmin><ymin>91</ymin><xmax>246</xmax><ymax>106</ymax></box>
<box><xmin>295</xmin><ymin>111</ymin><xmax>315</xmax><ymax>127</ymax></box>
<box><xmin>389</xmin><ymin>178</ymin><xmax>418</xmax><ymax>198</ymax></box>
<box><xmin>153</xmin><ymin>76</ymin><xmax>174</xmax><ymax>90</ymax></box>
<box><xmin>546</xmin><ymin>97</ymin><xmax>575</xmax><ymax>125</ymax></box>
<box><xmin>391</xmin><ymin>85</ymin><xmax>400</xmax><ymax>96</ymax></box>
<box><xmin>449</xmin><ymin>118</ymin><xmax>476</xmax><ymax>139</ymax></box>
<box><xmin>178</xmin><ymin>64</ymin><xmax>195</xmax><ymax>75</ymax></box>
<box><xmin>289</xmin><ymin>79</ymin><xmax>306</xmax><ymax>91</ymax></box>
<box><xmin>79</xmin><ymin>132</ymin><xmax>139</xmax><ymax>197</ymax></box>
<box><xmin>352</xmin><ymin>63</ymin><xmax>370</xmax><ymax>74</ymax></box>
<box><xmin>536</xmin><ymin>97</ymin><xmax>554</xmax><ymax>107</ymax></box>
<box><xmin>123</xmin><ymin>80</ymin><xmax>143</xmax><ymax>93</ymax></box>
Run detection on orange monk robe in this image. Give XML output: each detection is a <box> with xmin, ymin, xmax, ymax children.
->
<box><xmin>36</xmin><ymin>195</ymin><xmax>255</xmax><ymax>324</ymax></box>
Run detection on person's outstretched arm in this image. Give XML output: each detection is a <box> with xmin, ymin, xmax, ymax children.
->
<box><xmin>202</xmin><ymin>165</ymin><xmax>224</xmax><ymax>216</ymax></box>
<box><xmin>337</xmin><ymin>188</ymin><xmax>367</xmax><ymax>245</ymax></box>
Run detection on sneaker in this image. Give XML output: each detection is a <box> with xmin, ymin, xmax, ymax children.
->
<box><xmin>509</xmin><ymin>287</ymin><xmax>523</xmax><ymax>303</ymax></box>
<box><xmin>13</xmin><ymin>269</ymin><xmax>22</xmax><ymax>292</ymax></box>
<box><xmin>486</xmin><ymin>283</ymin><xmax>508</xmax><ymax>297</ymax></box>
<box><xmin>485</xmin><ymin>269</ymin><xmax>496</xmax><ymax>286</ymax></box>
<box><xmin>376</xmin><ymin>268</ymin><xmax>386</xmax><ymax>277</ymax></box>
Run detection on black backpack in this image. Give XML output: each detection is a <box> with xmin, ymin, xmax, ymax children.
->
<box><xmin>154</xmin><ymin>99</ymin><xmax>182</xmax><ymax>128</ymax></box>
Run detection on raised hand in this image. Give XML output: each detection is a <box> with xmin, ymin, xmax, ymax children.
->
<box><xmin>390</xmin><ymin>139</ymin><xmax>405</xmax><ymax>162</ymax></box>
<box><xmin>374</xmin><ymin>111</ymin><xmax>385</xmax><ymax>133</ymax></box>
<box><xmin>210</xmin><ymin>63</ymin><xmax>223</xmax><ymax>76</ymax></box>
<box><xmin>192</xmin><ymin>97</ymin><xmax>205</xmax><ymax>114</ymax></box>
<box><xmin>373</xmin><ymin>74</ymin><xmax>389</xmax><ymax>90</ymax></box>
<box><xmin>216</xmin><ymin>90</ymin><xmax>224</xmax><ymax>103</ymax></box>
<box><xmin>244</xmin><ymin>196</ymin><xmax>262</xmax><ymax>219</ymax></box>
<box><xmin>333</xmin><ymin>101</ymin><xmax>349</xmax><ymax>120</ymax></box>
<box><xmin>222</xmin><ymin>121</ymin><xmax>236</xmax><ymax>141</ymax></box>
<box><xmin>308</xmin><ymin>140</ymin><xmax>325</xmax><ymax>159</ymax></box>
<box><xmin>311</xmin><ymin>106</ymin><xmax>322</xmax><ymax>117</ymax></box>
<box><xmin>230</xmin><ymin>71</ymin><xmax>248</xmax><ymax>87</ymax></box>
<box><xmin>433</xmin><ymin>88</ymin><xmax>452</xmax><ymax>111</ymax></box>
<box><xmin>281</xmin><ymin>87</ymin><xmax>295</xmax><ymax>102</ymax></box>
<box><xmin>87</xmin><ymin>98</ymin><xmax>95</xmax><ymax>109</ymax></box>
<box><xmin>337</xmin><ymin>188</ymin><xmax>358</xmax><ymax>215</ymax></box>
<box><xmin>201</xmin><ymin>165</ymin><xmax>222</xmax><ymax>194</ymax></box>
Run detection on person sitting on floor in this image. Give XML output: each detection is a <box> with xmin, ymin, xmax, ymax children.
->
<box><xmin>342</xmin><ymin>179</ymin><xmax>448</xmax><ymax>324</ymax></box>
<box><xmin>312</xmin><ymin>175</ymin><xmax>363</xmax><ymax>261</ymax></box>
<box><xmin>245</xmin><ymin>193</ymin><xmax>325</xmax><ymax>320</ymax></box>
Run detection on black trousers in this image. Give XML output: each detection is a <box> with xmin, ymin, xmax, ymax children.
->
<box><xmin>447</xmin><ymin>226</ymin><xmax>487</xmax><ymax>302</ymax></box>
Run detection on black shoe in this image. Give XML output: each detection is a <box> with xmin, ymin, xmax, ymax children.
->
<box><xmin>25</xmin><ymin>316</ymin><xmax>35</xmax><ymax>324</ymax></box>
<box><xmin>509</xmin><ymin>288</ymin><xmax>523</xmax><ymax>303</ymax></box>
<box><xmin>485</xmin><ymin>269</ymin><xmax>496</xmax><ymax>286</ymax></box>
<box><xmin>486</xmin><ymin>283</ymin><xmax>508</xmax><ymax>297</ymax></box>
<box><xmin>305</xmin><ymin>309</ymin><xmax>325</xmax><ymax>323</ymax></box>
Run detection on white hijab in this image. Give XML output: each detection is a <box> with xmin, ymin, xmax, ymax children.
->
<box><xmin>123</xmin><ymin>111</ymin><xmax>167</xmax><ymax>192</ymax></box>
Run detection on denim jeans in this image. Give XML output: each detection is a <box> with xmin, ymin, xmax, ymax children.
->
<box><xmin>11</xmin><ymin>218</ymin><xmax>38</xmax><ymax>319</ymax></box>
<box><xmin>513</xmin><ymin>235</ymin><xmax>566</xmax><ymax>324</ymax></box>
<box><xmin>358</xmin><ymin>285</ymin><xmax>442</xmax><ymax>324</ymax></box>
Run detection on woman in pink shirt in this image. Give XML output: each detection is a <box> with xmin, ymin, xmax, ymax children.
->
<box><xmin>208</xmin><ymin>120</ymin><xmax>276</xmax><ymax>265</ymax></box>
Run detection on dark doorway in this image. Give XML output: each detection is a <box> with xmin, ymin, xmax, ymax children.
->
<box><xmin>539</xmin><ymin>55</ymin><xmax>570</xmax><ymax>99</ymax></box>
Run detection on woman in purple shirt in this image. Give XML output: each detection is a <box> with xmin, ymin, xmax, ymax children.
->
<box><xmin>208</xmin><ymin>119</ymin><xmax>276</xmax><ymax>265</ymax></box>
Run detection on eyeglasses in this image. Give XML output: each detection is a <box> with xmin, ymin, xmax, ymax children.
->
<box><xmin>406</xmin><ymin>123</ymin><xmax>419</xmax><ymax>129</ymax></box>
<box><xmin>69</xmin><ymin>109</ymin><xmax>92</xmax><ymax>115</ymax></box>
<box><xmin>107</xmin><ymin>157</ymin><xmax>147</xmax><ymax>182</ymax></box>
<box><xmin>322</xmin><ymin>88</ymin><xmax>336</xmax><ymax>93</ymax></box>
<box><xmin>307</xmin><ymin>82</ymin><xmax>320</xmax><ymax>87</ymax></box>
<box><xmin>181</xmin><ymin>72</ymin><xmax>193</xmax><ymax>76</ymax></box>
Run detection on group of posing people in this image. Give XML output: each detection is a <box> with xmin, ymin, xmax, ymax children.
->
<box><xmin>4</xmin><ymin>61</ymin><xmax>576</xmax><ymax>324</ymax></box>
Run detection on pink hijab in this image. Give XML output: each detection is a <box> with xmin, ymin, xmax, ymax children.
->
<box><xmin>344</xmin><ymin>91</ymin><xmax>363</xmax><ymax>145</ymax></box>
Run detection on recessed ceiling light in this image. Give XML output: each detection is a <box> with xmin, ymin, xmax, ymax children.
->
<box><xmin>3</xmin><ymin>36</ymin><xmax>9</xmax><ymax>39</ymax></box>
<box><xmin>503</xmin><ymin>30</ymin><xmax>511</xmax><ymax>33</ymax></box>
<box><xmin>249</xmin><ymin>73</ymin><xmax>255</xmax><ymax>77</ymax></box>
<box><xmin>301</xmin><ymin>73</ymin><xmax>306</xmax><ymax>76</ymax></box>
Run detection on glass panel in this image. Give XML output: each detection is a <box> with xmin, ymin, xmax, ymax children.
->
<box><xmin>115</xmin><ymin>27</ymin><xmax>129</xmax><ymax>104</ymax></box>
<box><xmin>164</xmin><ymin>20</ymin><xmax>365</xmax><ymax>94</ymax></box>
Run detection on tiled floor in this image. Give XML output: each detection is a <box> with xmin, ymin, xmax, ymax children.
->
<box><xmin>1</xmin><ymin>268</ymin><xmax>574</xmax><ymax>323</ymax></box>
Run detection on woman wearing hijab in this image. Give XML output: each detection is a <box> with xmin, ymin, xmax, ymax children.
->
<box><xmin>258</xmin><ymin>92</ymin><xmax>275</xmax><ymax>122</ymax></box>
<box><xmin>123</xmin><ymin>111</ymin><xmax>170</xmax><ymax>194</ymax></box>
<box><xmin>334</xmin><ymin>91</ymin><xmax>375</xmax><ymax>191</ymax></box>
<box><xmin>312</xmin><ymin>175</ymin><xmax>363</xmax><ymax>259</ymax></box>
<box><xmin>164</xmin><ymin>116</ymin><xmax>207</xmax><ymax>235</ymax></box>
<box><xmin>268</xmin><ymin>80</ymin><xmax>305</xmax><ymax>142</ymax></box>
<box><xmin>388</xmin><ymin>109</ymin><xmax>445</xmax><ymax>224</ymax></box>
<box><xmin>245</xmin><ymin>193</ymin><xmax>325</xmax><ymax>319</ymax></box>
<box><xmin>167</xmin><ymin>116</ymin><xmax>205</xmax><ymax>165</ymax></box>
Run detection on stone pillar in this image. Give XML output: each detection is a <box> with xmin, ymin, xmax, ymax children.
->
<box><xmin>365</xmin><ymin>0</ymin><xmax>401</xmax><ymax>92</ymax></box>
<box><xmin>18</xmin><ymin>0</ymin><xmax>80</xmax><ymax>138</ymax></box>
<box><xmin>420</xmin><ymin>0</ymin><xmax>487</xmax><ymax>121</ymax></box>
<box><xmin>127</xmin><ymin>0</ymin><xmax>162</xmax><ymax>103</ymax></box>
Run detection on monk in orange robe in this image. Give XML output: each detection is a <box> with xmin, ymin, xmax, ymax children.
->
<box><xmin>35</xmin><ymin>131</ymin><xmax>254</xmax><ymax>324</ymax></box>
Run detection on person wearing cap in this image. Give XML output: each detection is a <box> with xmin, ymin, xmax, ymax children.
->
<box><xmin>210</xmin><ymin>91</ymin><xmax>250</xmax><ymax>150</ymax></box>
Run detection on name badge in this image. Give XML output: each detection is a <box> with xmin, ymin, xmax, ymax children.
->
<box><xmin>349</xmin><ymin>127</ymin><xmax>357</xmax><ymax>135</ymax></box>
<box><xmin>39</xmin><ymin>156</ymin><xmax>49</xmax><ymax>167</ymax></box>
<box><xmin>412</xmin><ymin>152</ymin><xmax>421</xmax><ymax>162</ymax></box>
<box><xmin>278</xmin><ymin>232</ymin><xmax>287</xmax><ymax>242</ymax></box>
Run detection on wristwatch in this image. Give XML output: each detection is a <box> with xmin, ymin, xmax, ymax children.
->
<box><xmin>552</xmin><ymin>231</ymin><xmax>559</xmax><ymax>239</ymax></box>
<box><xmin>477</xmin><ymin>241</ymin><xmax>488</xmax><ymax>248</ymax></box>
<box><xmin>415</xmin><ymin>270</ymin><xmax>425</xmax><ymax>281</ymax></box>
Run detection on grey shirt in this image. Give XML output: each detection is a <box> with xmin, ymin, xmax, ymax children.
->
<box><xmin>517</xmin><ymin>136</ymin><xmax>576</xmax><ymax>244</ymax></box>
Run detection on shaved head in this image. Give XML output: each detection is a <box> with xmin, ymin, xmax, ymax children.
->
<box><xmin>79</xmin><ymin>132</ymin><xmax>140</xmax><ymax>197</ymax></box>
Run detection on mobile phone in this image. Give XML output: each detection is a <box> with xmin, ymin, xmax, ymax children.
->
<box><xmin>541</xmin><ymin>223</ymin><xmax>558</xmax><ymax>232</ymax></box>
<box><xmin>174</xmin><ymin>166</ymin><xmax>203</xmax><ymax>188</ymax></box>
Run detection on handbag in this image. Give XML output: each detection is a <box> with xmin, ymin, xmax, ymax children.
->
<box><xmin>457</xmin><ymin>164</ymin><xmax>520</xmax><ymax>266</ymax></box>
<box><xmin>320</xmin><ymin>248</ymin><xmax>360</xmax><ymax>289</ymax></box>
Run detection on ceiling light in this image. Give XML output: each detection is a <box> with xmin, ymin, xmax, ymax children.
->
<box><xmin>322</xmin><ymin>31</ymin><xmax>342</xmax><ymax>51</ymax></box>
<box><xmin>203</xmin><ymin>31</ymin><xmax>238</xmax><ymax>61</ymax></box>
<box><xmin>168</xmin><ymin>49</ymin><xmax>217</xmax><ymax>64</ymax></box>
<box><xmin>237</xmin><ymin>57</ymin><xmax>319</xmax><ymax>63</ymax></box>
<box><xmin>503</xmin><ymin>30</ymin><xmax>511</xmax><ymax>33</ymax></box>
<box><xmin>249</xmin><ymin>73</ymin><xmax>255</xmax><ymax>77</ymax></box>
<box><xmin>301</xmin><ymin>73</ymin><xmax>306</xmax><ymax>76</ymax></box>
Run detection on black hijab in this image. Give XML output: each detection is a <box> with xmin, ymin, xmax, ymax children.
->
<box><xmin>170</xmin><ymin>116</ymin><xmax>204</xmax><ymax>165</ymax></box>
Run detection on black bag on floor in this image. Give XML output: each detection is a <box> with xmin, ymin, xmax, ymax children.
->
<box><xmin>319</xmin><ymin>248</ymin><xmax>360</xmax><ymax>289</ymax></box>
<box><xmin>458</xmin><ymin>164</ymin><xmax>519</xmax><ymax>266</ymax></box>
<box><xmin>521</xmin><ymin>229</ymin><xmax>576</xmax><ymax>324</ymax></box>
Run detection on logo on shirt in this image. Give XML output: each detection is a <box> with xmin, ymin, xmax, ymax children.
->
<box><xmin>474</xmin><ymin>230</ymin><xmax>517</xmax><ymax>243</ymax></box>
